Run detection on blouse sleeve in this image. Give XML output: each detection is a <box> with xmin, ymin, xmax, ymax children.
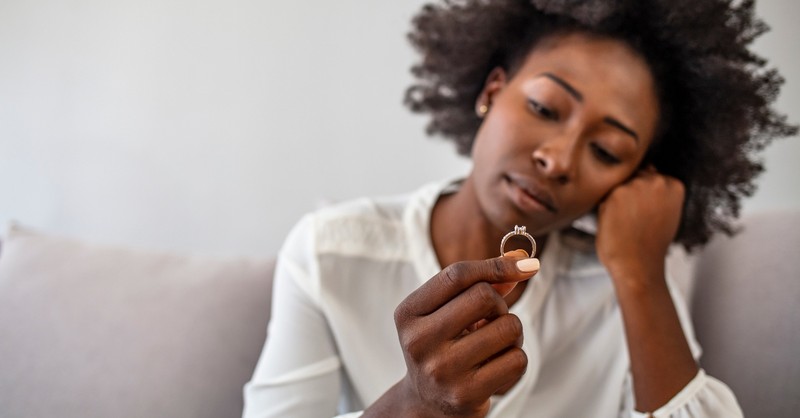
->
<box><xmin>619</xmin><ymin>274</ymin><xmax>743</xmax><ymax>418</ymax></box>
<box><xmin>627</xmin><ymin>370</ymin><xmax>742</xmax><ymax>418</ymax></box>
<box><xmin>243</xmin><ymin>215</ymin><xmax>343</xmax><ymax>418</ymax></box>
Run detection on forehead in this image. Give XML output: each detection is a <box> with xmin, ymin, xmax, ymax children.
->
<box><xmin>513</xmin><ymin>32</ymin><xmax>660</xmax><ymax>140</ymax></box>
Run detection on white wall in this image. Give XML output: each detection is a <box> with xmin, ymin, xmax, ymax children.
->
<box><xmin>746</xmin><ymin>0</ymin><xmax>800</xmax><ymax>212</ymax></box>
<box><xmin>1</xmin><ymin>0</ymin><xmax>797</xmax><ymax>257</ymax></box>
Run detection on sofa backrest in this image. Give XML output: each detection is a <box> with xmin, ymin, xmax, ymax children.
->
<box><xmin>0</xmin><ymin>225</ymin><xmax>275</xmax><ymax>418</ymax></box>
<box><xmin>690</xmin><ymin>210</ymin><xmax>800</xmax><ymax>418</ymax></box>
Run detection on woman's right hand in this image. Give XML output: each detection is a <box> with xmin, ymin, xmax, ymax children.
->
<box><xmin>365</xmin><ymin>250</ymin><xmax>539</xmax><ymax>417</ymax></box>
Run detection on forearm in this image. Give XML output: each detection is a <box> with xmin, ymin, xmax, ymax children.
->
<box><xmin>610</xmin><ymin>261</ymin><xmax>699</xmax><ymax>413</ymax></box>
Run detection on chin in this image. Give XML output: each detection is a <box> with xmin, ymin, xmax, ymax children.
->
<box><xmin>513</xmin><ymin>213</ymin><xmax>579</xmax><ymax>238</ymax></box>
<box><xmin>490</xmin><ymin>209</ymin><xmax>550</xmax><ymax>237</ymax></box>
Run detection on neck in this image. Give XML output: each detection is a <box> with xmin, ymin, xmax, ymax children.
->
<box><xmin>430</xmin><ymin>176</ymin><xmax>547</xmax><ymax>268</ymax></box>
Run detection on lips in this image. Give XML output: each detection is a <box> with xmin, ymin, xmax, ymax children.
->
<box><xmin>505</xmin><ymin>173</ymin><xmax>558</xmax><ymax>213</ymax></box>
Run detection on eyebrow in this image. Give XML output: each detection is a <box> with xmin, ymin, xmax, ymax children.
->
<box><xmin>542</xmin><ymin>73</ymin><xmax>583</xmax><ymax>101</ymax></box>
<box><xmin>603</xmin><ymin>117</ymin><xmax>640</xmax><ymax>142</ymax></box>
<box><xmin>540</xmin><ymin>72</ymin><xmax>640</xmax><ymax>142</ymax></box>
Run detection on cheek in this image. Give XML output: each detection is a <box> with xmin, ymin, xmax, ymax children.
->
<box><xmin>572</xmin><ymin>164</ymin><xmax>632</xmax><ymax>207</ymax></box>
<box><xmin>472</xmin><ymin>111</ymin><xmax>528</xmax><ymax>165</ymax></box>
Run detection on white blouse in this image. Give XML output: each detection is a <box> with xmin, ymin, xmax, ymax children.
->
<box><xmin>243</xmin><ymin>179</ymin><xmax>742</xmax><ymax>418</ymax></box>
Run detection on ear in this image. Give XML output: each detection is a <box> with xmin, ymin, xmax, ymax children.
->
<box><xmin>475</xmin><ymin>67</ymin><xmax>508</xmax><ymax>116</ymax></box>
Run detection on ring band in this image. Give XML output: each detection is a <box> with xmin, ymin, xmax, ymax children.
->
<box><xmin>500</xmin><ymin>225</ymin><xmax>537</xmax><ymax>257</ymax></box>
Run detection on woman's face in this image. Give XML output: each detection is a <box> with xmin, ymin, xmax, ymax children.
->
<box><xmin>470</xmin><ymin>32</ymin><xmax>660</xmax><ymax>236</ymax></box>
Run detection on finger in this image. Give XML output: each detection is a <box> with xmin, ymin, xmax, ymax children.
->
<box><xmin>405</xmin><ymin>254</ymin><xmax>538</xmax><ymax>316</ymax></box>
<box><xmin>470</xmin><ymin>346</ymin><xmax>528</xmax><ymax>400</ymax></box>
<box><xmin>494</xmin><ymin>373</ymin><xmax>525</xmax><ymax>396</ymax></box>
<box><xmin>633</xmin><ymin>168</ymin><xmax>657</xmax><ymax>181</ymax></box>
<box><xmin>491</xmin><ymin>250</ymin><xmax>534</xmax><ymax>297</ymax></box>
<box><xmin>504</xmin><ymin>249</ymin><xmax>529</xmax><ymax>258</ymax></box>
<box><xmin>466</xmin><ymin>318</ymin><xmax>490</xmax><ymax>333</ymax></box>
<box><xmin>427</xmin><ymin>282</ymin><xmax>509</xmax><ymax>340</ymax></box>
<box><xmin>492</xmin><ymin>266</ymin><xmax>539</xmax><ymax>297</ymax></box>
<box><xmin>665</xmin><ymin>176</ymin><xmax>686</xmax><ymax>194</ymax></box>
<box><xmin>455</xmin><ymin>314</ymin><xmax>524</xmax><ymax>368</ymax></box>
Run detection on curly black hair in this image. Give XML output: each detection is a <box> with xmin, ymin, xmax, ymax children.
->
<box><xmin>404</xmin><ymin>0</ymin><xmax>798</xmax><ymax>250</ymax></box>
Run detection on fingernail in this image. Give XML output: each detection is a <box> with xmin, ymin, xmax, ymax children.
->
<box><xmin>516</xmin><ymin>258</ymin><xmax>540</xmax><ymax>273</ymax></box>
<box><xmin>504</xmin><ymin>249</ymin><xmax>529</xmax><ymax>257</ymax></box>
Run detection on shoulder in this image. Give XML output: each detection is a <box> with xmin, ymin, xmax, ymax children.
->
<box><xmin>272</xmin><ymin>193</ymin><xmax>412</xmax><ymax>305</ymax></box>
<box><xmin>280</xmin><ymin>191</ymin><xmax>417</xmax><ymax>264</ymax></box>
<box><xmin>284</xmin><ymin>179</ymin><xmax>455</xmax><ymax>262</ymax></box>
<box><xmin>313</xmin><ymin>194</ymin><xmax>412</xmax><ymax>260</ymax></box>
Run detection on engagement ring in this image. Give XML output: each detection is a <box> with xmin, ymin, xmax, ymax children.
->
<box><xmin>500</xmin><ymin>225</ymin><xmax>537</xmax><ymax>257</ymax></box>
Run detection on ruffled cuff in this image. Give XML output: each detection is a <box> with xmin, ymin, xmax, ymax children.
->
<box><xmin>631</xmin><ymin>369</ymin><xmax>743</xmax><ymax>418</ymax></box>
<box><xmin>333</xmin><ymin>412</ymin><xmax>363</xmax><ymax>418</ymax></box>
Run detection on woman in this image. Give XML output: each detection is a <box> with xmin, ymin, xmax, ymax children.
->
<box><xmin>244</xmin><ymin>0</ymin><xmax>796</xmax><ymax>417</ymax></box>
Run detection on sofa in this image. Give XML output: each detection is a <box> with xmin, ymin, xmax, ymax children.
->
<box><xmin>689</xmin><ymin>210</ymin><xmax>800</xmax><ymax>417</ymax></box>
<box><xmin>0</xmin><ymin>211</ymin><xmax>797</xmax><ymax>417</ymax></box>
<box><xmin>0</xmin><ymin>224</ymin><xmax>275</xmax><ymax>418</ymax></box>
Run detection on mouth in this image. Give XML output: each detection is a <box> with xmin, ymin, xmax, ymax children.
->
<box><xmin>504</xmin><ymin>173</ymin><xmax>558</xmax><ymax>213</ymax></box>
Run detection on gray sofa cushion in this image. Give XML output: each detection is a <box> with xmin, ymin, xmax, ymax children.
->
<box><xmin>691</xmin><ymin>210</ymin><xmax>800</xmax><ymax>418</ymax></box>
<box><xmin>0</xmin><ymin>225</ymin><xmax>274</xmax><ymax>418</ymax></box>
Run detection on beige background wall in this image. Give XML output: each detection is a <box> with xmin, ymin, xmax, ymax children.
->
<box><xmin>1</xmin><ymin>0</ymin><xmax>797</xmax><ymax>256</ymax></box>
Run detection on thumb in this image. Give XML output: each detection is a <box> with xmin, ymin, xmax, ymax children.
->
<box><xmin>492</xmin><ymin>250</ymin><xmax>539</xmax><ymax>297</ymax></box>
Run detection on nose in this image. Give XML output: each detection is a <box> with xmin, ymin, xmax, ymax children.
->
<box><xmin>532</xmin><ymin>134</ymin><xmax>578</xmax><ymax>184</ymax></box>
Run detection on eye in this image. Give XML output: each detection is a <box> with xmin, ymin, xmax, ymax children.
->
<box><xmin>591</xmin><ymin>143</ymin><xmax>621</xmax><ymax>165</ymax></box>
<box><xmin>527</xmin><ymin>99</ymin><xmax>558</xmax><ymax>121</ymax></box>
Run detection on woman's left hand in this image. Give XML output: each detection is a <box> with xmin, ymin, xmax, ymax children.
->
<box><xmin>595</xmin><ymin>166</ymin><xmax>685</xmax><ymax>283</ymax></box>
<box><xmin>595</xmin><ymin>167</ymin><xmax>700</xmax><ymax>412</ymax></box>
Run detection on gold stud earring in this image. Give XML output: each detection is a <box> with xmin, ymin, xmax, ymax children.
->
<box><xmin>477</xmin><ymin>104</ymin><xmax>489</xmax><ymax>117</ymax></box>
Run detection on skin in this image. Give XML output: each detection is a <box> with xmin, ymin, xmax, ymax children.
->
<box><xmin>364</xmin><ymin>32</ymin><xmax>698</xmax><ymax>417</ymax></box>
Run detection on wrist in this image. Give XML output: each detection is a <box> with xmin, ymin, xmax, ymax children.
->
<box><xmin>606</xmin><ymin>258</ymin><xmax>667</xmax><ymax>294</ymax></box>
<box><xmin>365</xmin><ymin>375</ymin><xmax>445</xmax><ymax>418</ymax></box>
